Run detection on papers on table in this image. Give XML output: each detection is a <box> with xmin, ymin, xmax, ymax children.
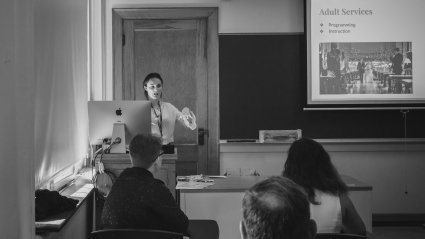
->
<box><xmin>176</xmin><ymin>181</ymin><xmax>214</xmax><ymax>190</ymax></box>
<box><xmin>176</xmin><ymin>175</ymin><xmax>216</xmax><ymax>189</ymax></box>
<box><xmin>208</xmin><ymin>175</ymin><xmax>227</xmax><ymax>178</ymax></box>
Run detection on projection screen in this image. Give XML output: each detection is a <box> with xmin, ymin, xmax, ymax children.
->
<box><xmin>307</xmin><ymin>0</ymin><xmax>425</xmax><ymax>105</ymax></box>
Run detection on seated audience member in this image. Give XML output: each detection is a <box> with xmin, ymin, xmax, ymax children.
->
<box><xmin>282</xmin><ymin>138</ymin><xmax>366</xmax><ymax>235</ymax></box>
<box><xmin>240</xmin><ymin>176</ymin><xmax>317</xmax><ymax>239</ymax></box>
<box><xmin>101</xmin><ymin>133</ymin><xmax>189</xmax><ymax>234</ymax></box>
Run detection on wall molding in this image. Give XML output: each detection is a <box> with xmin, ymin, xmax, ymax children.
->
<box><xmin>220</xmin><ymin>138</ymin><xmax>425</xmax><ymax>153</ymax></box>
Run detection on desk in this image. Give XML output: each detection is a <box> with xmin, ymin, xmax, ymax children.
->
<box><xmin>179</xmin><ymin>175</ymin><xmax>372</xmax><ymax>239</ymax></box>
<box><xmin>36</xmin><ymin>172</ymin><xmax>94</xmax><ymax>239</ymax></box>
<box><xmin>387</xmin><ymin>75</ymin><xmax>413</xmax><ymax>93</ymax></box>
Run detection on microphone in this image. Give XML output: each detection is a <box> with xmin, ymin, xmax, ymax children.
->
<box><xmin>103</xmin><ymin>137</ymin><xmax>122</xmax><ymax>152</ymax></box>
<box><xmin>112</xmin><ymin>137</ymin><xmax>121</xmax><ymax>145</ymax></box>
<box><xmin>91</xmin><ymin>137</ymin><xmax>124</xmax><ymax>178</ymax></box>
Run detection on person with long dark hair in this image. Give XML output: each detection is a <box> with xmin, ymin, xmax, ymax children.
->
<box><xmin>282</xmin><ymin>138</ymin><xmax>366</xmax><ymax>235</ymax></box>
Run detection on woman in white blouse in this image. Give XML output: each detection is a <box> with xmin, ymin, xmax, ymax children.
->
<box><xmin>142</xmin><ymin>72</ymin><xmax>197</xmax><ymax>146</ymax></box>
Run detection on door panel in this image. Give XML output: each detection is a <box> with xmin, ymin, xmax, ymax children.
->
<box><xmin>113</xmin><ymin>8</ymin><xmax>218</xmax><ymax>174</ymax></box>
<box><xmin>132</xmin><ymin>21</ymin><xmax>200</xmax><ymax>144</ymax></box>
<box><xmin>121</xmin><ymin>18</ymin><xmax>207</xmax><ymax>174</ymax></box>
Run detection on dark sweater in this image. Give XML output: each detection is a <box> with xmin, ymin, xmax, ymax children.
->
<box><xmin>101</xmin><ymin>167</ymin><xmax>188</xmax><ymax>234</ymax></box>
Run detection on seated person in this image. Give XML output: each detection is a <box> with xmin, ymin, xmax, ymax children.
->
<box><xmin>240</xmin><ymin>176</ymin><xmax>317</xmax><ymax>239</ymax></box>
<box><xmin>282</xmin><ymin>138</ymin><xmax>366</xmax><ymax>235</ymax></box>
<box><xmin>101</xmin><ymin>133</ymin><xmax>188</xmax><ymax>234</ymax></box>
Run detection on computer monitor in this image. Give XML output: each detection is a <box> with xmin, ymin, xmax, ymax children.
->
<box><xmin>88</xmin><ymin>101</ymin><xmax>151</xmax><ymax>147</ymax></box>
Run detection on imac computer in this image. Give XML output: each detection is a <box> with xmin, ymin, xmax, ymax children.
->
<box><xmin>88</xmin><ymin>101</ymin><xmax>151</xmax><ymax>153</ymax></box>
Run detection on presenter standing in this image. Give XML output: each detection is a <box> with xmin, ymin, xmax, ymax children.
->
<box><xmin>143</xmin><ymin>72</ymin><xmax>197</xmax><ymax>146</ymax></box>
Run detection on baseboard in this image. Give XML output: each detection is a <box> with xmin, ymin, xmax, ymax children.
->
<box><xmin>373</xmin><ymin>214</ymin><xmax>425</xmax><ymax>226</ymax></box>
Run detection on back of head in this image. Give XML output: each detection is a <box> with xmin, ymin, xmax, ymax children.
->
<box><xmin>129</xmin><ymin>134</ymin><xmax>162</xmax><ymax>168</ymax></box>
<box><xmin>242</xmin><ymin>176</ymin><xmax>315</xmax><ymax>239</ymax></box>
<box><xmin>282</xmin><ymin>138</ymin><xmax>347</xmax><ymax>203</ymax></box>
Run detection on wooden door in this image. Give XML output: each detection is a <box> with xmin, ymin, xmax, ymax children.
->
<box><xmin>112</xmin><ymin>8</ymin><xmax>219</xmax><ymax>175</ymax></box>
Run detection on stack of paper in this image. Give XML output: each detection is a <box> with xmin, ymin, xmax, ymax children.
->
<box><xmin>176</xmin><ymin>181</ymin><xmax>214</xmax><ymax>190</ymax></box>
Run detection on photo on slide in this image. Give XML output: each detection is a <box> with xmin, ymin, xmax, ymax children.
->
<box><xmin>318</xmin><ymin>42</ymin><xmax>412</xmax><ymax>95</ymax></box>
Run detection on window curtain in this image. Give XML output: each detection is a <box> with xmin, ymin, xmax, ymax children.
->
<box><xmin>1</xmin><ymin>0</ymin><xmax>35</xmax><ymax>238</ymax></box>
<box><xmin>34</xmin><ymin>0</ymin><xmax>89</xmax><ymax>188</ymax></box>
<box><xmin>2</xmin><ymin>0</ymin><xmax>88</xmax><ymax>237</ymax></box>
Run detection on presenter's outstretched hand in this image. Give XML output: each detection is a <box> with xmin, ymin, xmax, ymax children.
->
<box><xmin>181</xmin><ymin>107</ymin><xmax>197</xmax><ymax>130</ymax></box>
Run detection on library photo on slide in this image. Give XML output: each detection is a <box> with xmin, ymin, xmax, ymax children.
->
<box><xmin>319</xmin><ymin>42</ymin><xmax>412</xmax><ymax>95</ymax></box>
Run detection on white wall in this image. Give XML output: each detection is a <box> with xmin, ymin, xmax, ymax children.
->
<box><xmin>0</xmin><ymin>0</ymin><xmax>35</xmax><ymax>238</ymax></box>
<box><xmin>89</xmin><ymin>0</ymin><xmax>105</xmax><ymax>100</ymax></box>
<box><xmin>91</xmin><ymin>0</ymin><xmax>303</xmax><ymax>100</ymax></box>
<box><xmin>219</xmin><ymin>0</ymin><xmax>303</xmax><ymax>33</ymax></box>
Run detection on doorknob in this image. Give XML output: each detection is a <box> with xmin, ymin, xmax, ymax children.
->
<box><xmin>198</xmin><ymin>128</ymin><xmax>209</xmax><ymax>145</ymax></box>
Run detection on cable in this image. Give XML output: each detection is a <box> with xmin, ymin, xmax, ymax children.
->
<box><xmin>92</xmin><ymin>137</ymin><xmax>121</xmax><ymax>186</ymax></box>
<box><xmin>400</xmin><ymin>109</ymin><xmax>409</xmax><ymax>195</ymax></box>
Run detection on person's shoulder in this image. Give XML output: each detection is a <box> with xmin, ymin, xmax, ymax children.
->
<box><xmin>161</xmin><ymin>101</ymin><xmax>180</xmax><ymax>112</ymax></box>
<box><xmin>150</xmin><ymin>178</ymin><xmax>173</xmax><ymax>195</ymax></box>
<box><xmin>161</xmin><ymin>101</ymin><xmax>176</xmax><ymax>108</ymax></box>
<box><xmin>339</xmin><ymin>193</ymin><xmax>354</xmax><ymax>210</ymax></box>
<box><xmin>152</xmin><ymin>177</ymin><xmax>166</xmax><ymax>185</ymax></box>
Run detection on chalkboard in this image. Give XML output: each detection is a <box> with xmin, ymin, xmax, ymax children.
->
<box><xmin>219</xmin><ymin>34</ymin><xmax>425</xmax><ymax>139</ymax></box>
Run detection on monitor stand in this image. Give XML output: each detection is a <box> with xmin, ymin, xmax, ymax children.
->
<box><xmin>110</xmin><ymin>122</ymin><xmax>126</xmax><ymax>153</ymax></box>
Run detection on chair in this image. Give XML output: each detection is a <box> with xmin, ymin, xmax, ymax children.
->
<box><xmin>187</xmin><ymin>219</ymin><xmax>219</xmax><ymax>239</ymax></box>
<box><xmin>91</xmin><ymin>220</ymin><xmax>220</xmax><ymax>239</ymax></box>
<box><xmin>91</xmin><ymin>229</ymin><xmax>186</xmax><ymax>239</ymax></box>
<box><xmin>316</xmin><ymin>233</ymin><xmax>367</xmax><ymax>239</ymax></box>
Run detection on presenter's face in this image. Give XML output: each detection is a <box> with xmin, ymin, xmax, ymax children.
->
<box><xmin>144</xmin><ymin>78</ymin><xmax>163</xmax><ymax>100</ymax></box>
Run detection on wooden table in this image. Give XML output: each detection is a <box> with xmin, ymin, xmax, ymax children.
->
<box><xmin>179</xmin><ymin>175</ymin><xmax>372</xmax><ymax>239</ymax></box>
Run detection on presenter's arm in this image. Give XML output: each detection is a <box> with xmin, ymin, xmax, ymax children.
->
<box><xmin>340</xmin><ymin>193</ymin><xmax>366</xmax><ymax>235</ymax></box>
<box><xmin>170</xmin><ymin>104</ymin><xmax>197</xmax><ymax>130</ymax></box>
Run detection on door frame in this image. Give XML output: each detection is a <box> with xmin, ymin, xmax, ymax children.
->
<box><xmin>112</xmin><ymin>8</ymin><xmax>219</xmax><ymax>174</ymax></box>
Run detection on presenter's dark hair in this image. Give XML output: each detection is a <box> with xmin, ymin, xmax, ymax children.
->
<box><xmin>242</xmin><ymin>176</ymin><xmax>311</xmax><ymax>239</ymax></box>
<box><xmin>282</xmin><ymin>138</ymin><xmax>347</xmax><ymax>204</ymax></box>
<box><xmin>143</xmin><ymin>72</ymin><xmax>163</xmax><ymax>99</ymax></box>
<box><xmin>129</xmin><ymin>133</ymin><xmax>162</xmax><ymax>167</ymax></box>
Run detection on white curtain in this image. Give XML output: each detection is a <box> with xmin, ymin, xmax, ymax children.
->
<box><xmin>1</xmin><ymin>0</ymin><xmax>88</xmax><ymax>237</ymax></box>
<box><xmin>1</xmin><ymin>0</ymin><xmax>35</xmax><ymax>238</ymax></box>
<box><xmin>34</xmin><ymin>0</ymin><xmax>89</xmax><ymax>188</ymax></box>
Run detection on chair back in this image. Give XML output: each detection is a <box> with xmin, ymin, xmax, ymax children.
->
<box><xmin>91</xmin><ymin>229</ymin><xmax>185</xmax><ymax>239</ymax></box>
<box><xmin>187</xmin><ymin>219</ymin><xmax>219</xmax><ymax>239</ymax></box>
<box><xmin>316</xmin><ymin>233</ymin><xmax>367</xmax><ymax>239</ymax></box>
